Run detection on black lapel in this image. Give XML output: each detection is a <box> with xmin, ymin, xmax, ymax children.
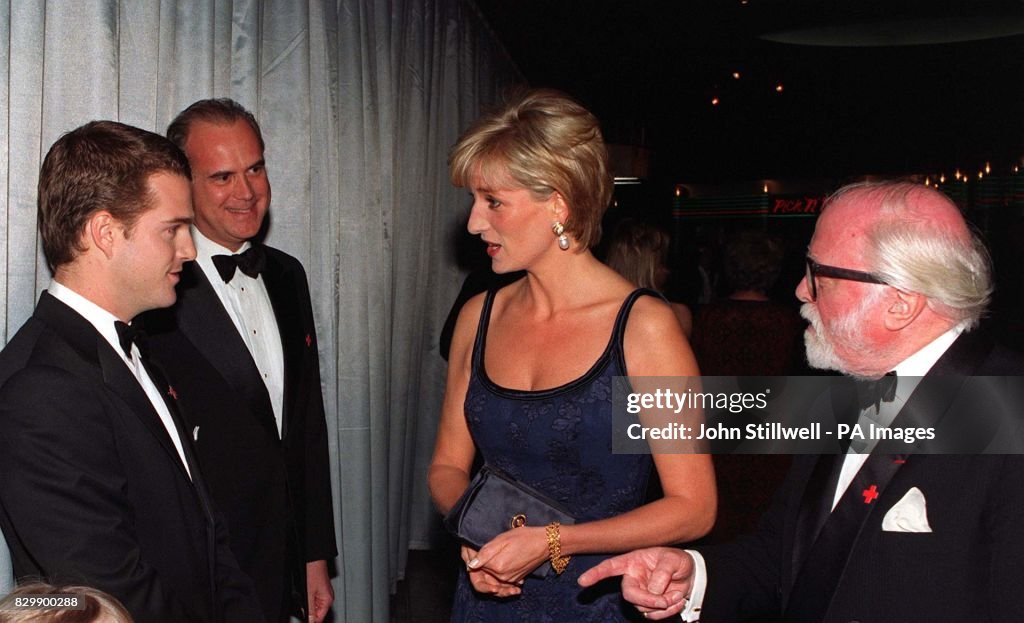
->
<box><xmin>791</xmin><ymin>378</ymin><xmax>859</xmax><ymax>572</ymax></box>
<box><xmin>259</xmin><ymin>246</ymin><xmax>304</xmax><ymax>438</ymax></box>
<box><xmin>174</xmin><ymin>261</ymin><xmax>278</xmax><ymax>438</ymax></box>
<box><xmin>877</xmin><ymin>331</ymin><xmax>993</xmax><ymax>454</ymax></box>
<box><xmin>927</xmin><ymin>330</ymin><xmax>992</xmax><ymax>376</ymax></box>
<box><xmin>34</xmin><ymin>294</ymin><xmax>194</xmax><ymax>484</ymax></box>
<box><xmin>140</xmin><ymin>356</ymin><xmax>216</xmax><ymax>523</ymax></box>
<box><xmin>784</xmin><ymin>452</ymin><xmax>909</xmax><ymax>621</ymax></box>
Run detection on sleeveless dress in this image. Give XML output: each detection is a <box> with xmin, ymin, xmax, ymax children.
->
<box><xmin>451</xmin><ymin>288</ymin><xmax>656</xmax><ymax>622</ymax></box>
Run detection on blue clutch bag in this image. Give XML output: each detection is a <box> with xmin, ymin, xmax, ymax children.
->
<box><xmin>443</xmin><ymin>464</ymin><xmax>576</xmax><ymax>577</ymax></box>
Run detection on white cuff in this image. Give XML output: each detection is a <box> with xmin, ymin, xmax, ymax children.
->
<box><xmin>678</xmin><ymin>549</ymin><xmax>706</xmax><ymax>622</ymax></box>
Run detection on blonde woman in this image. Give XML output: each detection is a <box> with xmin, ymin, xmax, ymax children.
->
<box><xmin>429</xmin><ymin>89</ymin><xmax>715</xmax><ymax>621</ymax></box>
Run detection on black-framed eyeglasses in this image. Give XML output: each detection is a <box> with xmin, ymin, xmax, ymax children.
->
<box><xmin>805</xmin><ymin>256</ymin><xmax>887</xmax><ymax>301</ymax></box>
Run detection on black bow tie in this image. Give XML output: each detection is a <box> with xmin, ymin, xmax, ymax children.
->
<box><xmin>211</xmin><ymin>245</ymin><xmax>266</xmax><ymax>283</ymax></box>
<box><xmin>855</xmin><ymin>371</ymin><xmax>897</xmax><ymax>412</ymax></box>
<box><xmin>114</xmin><ymin>321</ymin><xmax>148</xmax><ymax>359</ymax></box>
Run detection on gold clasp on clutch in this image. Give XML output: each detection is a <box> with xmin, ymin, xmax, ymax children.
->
<box><xmin>510</xmin><ymin>513</ymin><xmax>527</xmax><ymax>529</ymax></box>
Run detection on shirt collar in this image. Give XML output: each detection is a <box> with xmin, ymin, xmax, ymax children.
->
<box><xmin>191</xmin><ymin>226</ymin><xmax>251</xmax><ymax>262</ymax></box>
<box><xmin>48</xmin><ymin>280</ymin><xmax>130</xmax><ymax>364</ymax></box>
<box><xmin>893</xmin><ymin>324</ymin><xmax>966</xmax><ymax>377</ymax></box>
<box><xmin>192</xmin><ymin>227</ymin><xmax>253</xmax><ymax>286</ymax></box>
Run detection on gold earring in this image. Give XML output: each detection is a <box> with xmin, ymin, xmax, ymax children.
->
<box><xmin>552</xmin><ymin>222</ymin><xmax>570</xmax><ymax>250</ymax></box>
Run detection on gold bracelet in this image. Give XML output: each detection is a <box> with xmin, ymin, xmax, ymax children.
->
<box><xmin>545</xmin><ymin>521</ymin><xmax>571</xmax><ymax>574</ymax></box>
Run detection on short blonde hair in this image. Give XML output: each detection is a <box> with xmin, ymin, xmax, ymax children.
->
<box><xmin>0</xmin><ymin>583</ymin><xmax>133</xmax><ymax>623</ymax></box>
<box><xmin>449</xmin><ymin>88</ymin><xmax>612</xmax><ymax>249</ymax></box>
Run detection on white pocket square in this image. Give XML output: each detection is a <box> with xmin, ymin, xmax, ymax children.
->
<box><xmin>882</xmin><ymin>486</ymin><xmax>932</xmax><ymax>533</ymax></box>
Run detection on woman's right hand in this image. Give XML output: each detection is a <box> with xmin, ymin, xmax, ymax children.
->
<box><xmin>462</xmin><ymin>544</ymin><xmax>524</xmax><ymax>598</ymax></box>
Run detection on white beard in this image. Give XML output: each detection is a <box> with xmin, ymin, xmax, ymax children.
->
<box><xmin>800</xmin><ymin>289</ymin><xmax>885</xmax><ymax>378</ymax></box>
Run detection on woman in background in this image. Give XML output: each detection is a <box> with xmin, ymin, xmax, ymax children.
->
<box><xmin>605</xmin><ymin>219</ymin><xmax>693</xmax><ymax>338</ymax></box>
<box><xmin>690</xmin><ymin>230</ymin><xmax>804</xmax><ymax>376</ymax></box>
<box><xmin>690</xmin><ymin>230</ymin><xmax>803</xmax><ymax>543</ymax></box>
<box><xmin>428</xmin><ymin>89</ymin><xmax>715</xmax><ymax>621</ymax></box>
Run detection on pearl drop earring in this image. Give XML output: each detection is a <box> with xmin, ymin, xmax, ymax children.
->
<box><xmin>552</xmin><ymin>222</ymin><xmax>570</xmax><ymax>250</ymax></box>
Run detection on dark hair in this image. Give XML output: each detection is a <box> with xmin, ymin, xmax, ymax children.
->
<box><xmin>38</xmin><ymin>120</ymin><xmax>191</xmax><ymax>271</ymax></box>
<box><xmin>723</xmin><ymin>230</ymin><xmax>784</xmax><ymax>294</ymax></box>
<box><xmin>166</xmin><ymin>98</ymin><xmax>265</xmax><ymax>152</ymax></box>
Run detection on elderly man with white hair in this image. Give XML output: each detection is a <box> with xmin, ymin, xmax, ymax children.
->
<box><xmin>580</xmin><ymin>181</ymin><xmax>1024</xmax><ymax>623</ymax></box>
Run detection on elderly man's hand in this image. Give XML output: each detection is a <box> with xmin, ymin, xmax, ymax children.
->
<box><xmin>577</xmin><ymin>547</ymin><xmax>694</xmax><ymax>620</ymax></box>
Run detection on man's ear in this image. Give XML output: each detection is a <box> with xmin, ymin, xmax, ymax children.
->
<box><xmin>883</xmin><ymin>288</ymin><xmax>926</xmax><ymax>330</ymax></box>
<box><xmin>87</xmin><ymin>211</ymin><xmax>119</xmax><ymax>259</ymax></box>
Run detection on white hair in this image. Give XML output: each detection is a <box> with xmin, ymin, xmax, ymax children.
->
<box><xmin>870</xmin><ymin>222</ymin><xmax>991</xmax><ymax>329</ymax></box>
<box><xmin>830</xmin><ymin>181</ymin><xmax>993</xmax><ymax>330</ymax></box>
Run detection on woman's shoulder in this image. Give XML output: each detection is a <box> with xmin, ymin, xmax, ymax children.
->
<box><xmin>622</xmin><ymin>288</ymin><xmax>675</xmax><ymax>321</ymax></box>
<box><xmin>615</xmin><ymin>291</ymin><xmax>687</xmax><ymax>351</ymax></box>
<box><xmin>620</xmin><ymin>290</ymin><xmax>698</xmax><ymax>376</ymax></box>
<box><xmin>449</xmin><ymin>291</ymin><xmax>490</xmax><ymax>366</ymax></box>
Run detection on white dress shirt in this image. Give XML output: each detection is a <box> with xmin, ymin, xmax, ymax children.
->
<box><xmin>681</xmin><ymin>324</ymin><xmax>966</xmax><ymax>621</ymax></box>
<box><xmin>831</xmin><ymin>325</ymin><xmax>964</xmax><ymax>508</ymax></box>
<box><xmin>48</xmin><ymin>280</ymin><xmax>191</xmax><ymax>478</ymax></box>
<box><xmin>192</xmin><ymin>228</ymin><xmax>285</xmax><ymax>437</ymax></box>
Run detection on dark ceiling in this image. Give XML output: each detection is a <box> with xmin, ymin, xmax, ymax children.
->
<box><xmin>473</xmin><ymin>0</ymin><xmax>1024</xmax><ymax>186</ymax></box>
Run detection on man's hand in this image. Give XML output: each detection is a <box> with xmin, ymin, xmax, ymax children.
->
<box><xmin>306</xmin><ymin>559</ymin><xmax>334</xmax><ymax>623</ymax></box>
<box><xmin>578</xmin><ymin>547</ymin><xmax>695</xmax><ymax>620</ymax></box>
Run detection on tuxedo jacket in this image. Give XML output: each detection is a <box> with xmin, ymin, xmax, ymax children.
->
<box><xmin>142</xmin><ymin>244</ymin><xmax>336</xmax><ymax>622</ymax></box>
<box><xmin>0</xmin><ymin>292</ymin><xmax>265</xmax><ymax>623</ymax></box>
<box><xmin>699</xmin><ymin>330</ymin><xmax>1024</xmax><ymax>623</ymax></box>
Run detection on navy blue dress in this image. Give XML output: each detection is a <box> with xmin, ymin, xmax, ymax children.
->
<box><xmin>451</xmin><ymin>288</ymin><xmax>655</xmax><ymax>622</ymax></box>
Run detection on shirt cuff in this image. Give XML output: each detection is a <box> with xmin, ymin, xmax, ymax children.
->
<box><xmin>679</xmin><ymin>549</ymin><xmax>706</xmax><ymax>622</ymax></box>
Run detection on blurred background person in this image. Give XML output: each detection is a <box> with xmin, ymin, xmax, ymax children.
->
<box><xmin>605</xmin><ymin>219</ymin><xmax>693</xmax><ymax>338</ymax></box>
<box><xmin>0</xmin><ymin>582</ymin><xmax>133</xmax><ymax>623</ymax></box>
<box><xmin>690</xmin><ymin>230</ymin><xmax>804</xmax><ymax>376</ymax></box>
<box><xmin>690</xmin><ymin>230</ymin><xmax>803</xmax><ymax>546</ymax></box>
<box><xmin>428</xmin><ymin>88</ymin><xmax>715</xmax><ymax>621</ymax></box>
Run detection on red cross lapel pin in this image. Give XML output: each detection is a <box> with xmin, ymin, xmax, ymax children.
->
<box><xmin>862</xmin><ymin>484</ymin><xmax>879</xmax><ymax>504</ymax></box>
<box><xmin>305</xmin><ymin>333</ymin><xmax>312</xmax><ymax>348</ymax></box>
<box><xmin>167</xmin><ymin>385</ymin><xmax>178</xmax><ymax>401</ymax></box>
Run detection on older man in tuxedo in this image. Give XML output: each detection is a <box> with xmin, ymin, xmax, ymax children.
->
<box><xmin>142</xmin><ymin>99</ymin><xmax>337</xmax><ymax>623</ymax></box>
<box><xmin>0</xmin><ymin>121</ymin><xmax>265</xmax><ymax>622</ymax></box>
<box><xmin>580</xmin><ymin>181</ymin><xmax>1024</xmax><ymax>622</ymax></box>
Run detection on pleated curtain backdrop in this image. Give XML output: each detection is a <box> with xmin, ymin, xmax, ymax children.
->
<box><xmin>0</xmin><ymin>1</ymin><xmax>520</xmax><ymax>620</ymax></box>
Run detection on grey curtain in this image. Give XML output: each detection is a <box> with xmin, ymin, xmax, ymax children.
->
<box><xmin>0</xmin><ymin>1</ymin><xmax>520</xmax><ymax>620</ymax></box>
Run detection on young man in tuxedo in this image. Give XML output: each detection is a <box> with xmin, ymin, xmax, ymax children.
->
<box><xmin>579</xmin><ymin>181</ymin><xmax>1024</xmax><ymax>622</ymax></box>
<box><xmin>0</xmin><ymin>121</ymin><xmax>265</xmax><ymax>622</ymax></box>
<box><xmin>143</xmin><ymin>99</ymin><xmax>337</xmax><ymax>623</ymax></box>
